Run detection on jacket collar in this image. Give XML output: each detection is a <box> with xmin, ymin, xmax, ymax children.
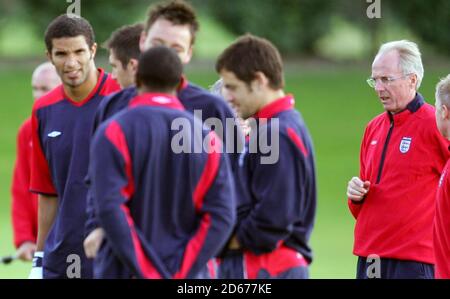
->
<box><xmin>387</xmin><ymin>93</ymin><xmax>425</xmax><ymax>124</ymax></box>
<box><xmin>129</xmin><ymin>93</ymin><xmax>185</xmax><ymax>111</ymax></box>
<box><xmin>253</xmin><ymin>94</ymin><xmax>295</xmax><ymax>120</ymax></box>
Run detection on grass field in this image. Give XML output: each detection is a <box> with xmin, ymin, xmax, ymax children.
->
<box><xmin>0</xmin><ymin>62</ymin><xmax>448</xmax><ymax>279</ymax></box>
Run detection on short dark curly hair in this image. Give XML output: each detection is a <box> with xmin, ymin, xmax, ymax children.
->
<box><xmin>136</xmin><ymin>46</ymin><xmax>183</xmax><ymax>93</ymax></box>
<box><xmin>103</xmin><ymin>23</ymin><xmax>144</xmax><ymax>68</ymax></box>
<box><xmin>216</xmin><ymin>34</ymin><xmax>285</xmax><ymax>90</ymax></box>
<box><xmin>144</xmin><ymin>0</ymin><xmax>199</xmax><ymax>45</ymax></box>
<box><xmin>45</xmin><ymin>14</ymin><xmax>95</xmax><ymax>53</ymax></box>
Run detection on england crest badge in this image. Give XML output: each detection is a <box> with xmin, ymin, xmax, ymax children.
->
<box><xmin>399</xmin><ymin>137</ymin><xmax>412</xmax><ymax>154</ymax></box>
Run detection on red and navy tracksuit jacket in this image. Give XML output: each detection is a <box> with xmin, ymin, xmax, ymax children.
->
<box><xmin>349</xmin><ymin>93</ymin><xmax>450</xmax><ymax>266</ymax></box>
<box><xmin>30</xmin><ymin>69</ymin><xmax>120</xmax><ymax>278</ymax></box>
<box><xmin>434</xmin><ymin>150</ymin><xmax>450</xmax><ymax>279</ymax></box>
<box><xmin>89</xmin><ymin>93</ymin><xmax>236</xmax><ymax>279</ymax></box>
<box><xmin>219</xmin><ymin>95</ymin><xmax>317</xmax><ymax>279</ymax></box>
<box><xmin>11</xmin><ymin>118</ymin><xmax>38</xmax><ymax>248</ymax></box>
<box><xmin>85</xmin><ymin>78</ymin><xmax>242</xmax><ymax>236</ymax></box>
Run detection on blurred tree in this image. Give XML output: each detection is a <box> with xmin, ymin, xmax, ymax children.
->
<box><xmin>334</xmin><ymin>0</ymin><xmax>383</xmax><ymax>57</ymax></box>
<box><xmin>20</xmin><ymin>0</ymin><xmax>152</xmax><ymax>48</ymax></box>
<box><xmin>191</xmin><ymin>0</ymin><xmax>336</xmax><ymax>55</ymax></box>
<box><xmin>388</xmin><ymin>0</ymin><xmax>450</xmax><ymax>55</ymax></box>
<box><xmin>0</xmin><ymin>0</ymin><xmax>21</xmax><ymax>55</ymax></box>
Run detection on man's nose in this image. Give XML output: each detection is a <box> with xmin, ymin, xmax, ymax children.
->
<box><xmin>65</xmin><ymin>54</ymin><xmax>78</xmax><ymax>68</ymax></box>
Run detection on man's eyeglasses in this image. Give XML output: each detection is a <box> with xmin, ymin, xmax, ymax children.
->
<box><xmin>366</xmin><ymin>74</ymin><xmax>412</xmax><ymax>88</ymax></box>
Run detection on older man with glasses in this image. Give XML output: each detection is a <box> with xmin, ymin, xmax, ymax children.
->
<box><xmin>346</xmin><ymin>40</ymin><xmax>450</xmax><ymax>279</ymax></box>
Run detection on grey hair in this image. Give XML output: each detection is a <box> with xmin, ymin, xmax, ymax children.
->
<box><xmin>436</xmin><ymin>74</ymin><xmax>450</xmax><ymax>108</ymax></box>
<box><xmin>32</xmin><ymin>62</ymin><xmax>58</xmax><ymax>80</ymax></box>
<box><xmin>376</xmin><ymin>40</ymin><xmax>424</xmax><ymax>90</ymax></box>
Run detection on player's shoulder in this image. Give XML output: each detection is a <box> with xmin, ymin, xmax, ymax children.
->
<box><xmin>183</xmin><ymin>83</ymin><xmax>224</xmax><ymax>103</ymax></box>
<box><xmin>129</xmin><ymin>102</ymin><xmax>193</xmax><ymax>121</ymax></box>
<box><xmin>416</xmin><ymin>102</ymin><xmax>437</xmax><ymax>120</ymax></box>
<box><xmin>182</xmin><ymin>83</ymin><xmax>234</xmax><ymax>113</ymax></box>
<box><xmin>96</xmin><ymin>106</ymin><xmax>163</xmax><ymax>140</ymax></box>
<box><xmin>18</xmin><ymin>117</ymin><xmax>32</xmax><ymax>136</ymax></box>
<box><xmin>98</xmin><ymin>87</ymin><xmax>136</xmax><ymax>114</ymax></box>
<box><xmin>102</xmin><ymin>86</ymin><xmax>136</xmax><ymax>106</ymax></box>
<box><xmin>33</xmin><ymin>85</ymin><xmax>65</xmax><ymax>111</ymax></box>
<box><xmin>366</xmin><ymin>111</ymin><xmax>387</xmax><ymax>128</ymax></box>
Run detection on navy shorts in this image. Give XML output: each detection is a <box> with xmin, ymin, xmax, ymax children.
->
<box><xmin>356</xmin><ymin>256</ymin><xmax>434</xmax><ymax>279</ymax></box>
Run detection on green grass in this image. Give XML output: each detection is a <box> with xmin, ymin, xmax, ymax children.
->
<box><xmin>0</xmin><ymin>67</ymin><xmax>38</xmax><ymax>278</ymax></box>
<box><xmin>0</xmin><ymin>64</ymin><xmax>448</xmax><ymax>278</ymax></box>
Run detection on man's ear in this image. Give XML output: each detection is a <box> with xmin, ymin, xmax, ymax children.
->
<box><xmin>90</xmin><ymin>43</ymin><xmax>98</xmax><ymax>60</ymax></box>
<box><xmin>410</xmin><ymin>73</ymin><xmax>418</xmax><ymax>89</ymax></box>
<box><xmin>128</xmin><ymin>58</ymin><xmax>139</xmax><ymax>74</ymax></box>
<box><xmin>46</xmin><ymin>50</ymin><xmax>53</xmax><ymax>64</ymax></box>
<box><xmin>253</xmin><ymin>71</ymin><xmax>269</xmax><ymax>91</ymax></box>
<box><xmin>184</xmin><ymin>45</ymin><xmax>194</xmax><ymax>64</ymax></box>
<box><xmin>139</xmin><ymin>31</ymin><xmax>147</xmax><ymax>53</ymax></box>
<box><xmin>442</xmin><ymin>104</ymin><xmax>450</xmax><ymax>120</ymax></box>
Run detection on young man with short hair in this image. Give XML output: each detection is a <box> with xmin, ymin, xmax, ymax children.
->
<box><xmin>216</xmin><ymin>34</ymin><xmax>317</xmax><ymax>279</ymax></box>
<box><xmin>104</xmin><ymin>23</ymin><xmax>143</xmax><ymax>89</ymax></box>
<box><xmin>29</xmin><ymin>14</ymin><xmax>119</xmax><ymax>279</ymax></box>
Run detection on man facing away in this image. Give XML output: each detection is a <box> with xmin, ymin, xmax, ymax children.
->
<box><xmin>89</xmin><ymin>46</ymin><xmax>235</xmax><ymax>279</ymax></box>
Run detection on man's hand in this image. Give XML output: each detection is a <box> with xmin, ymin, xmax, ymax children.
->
<box><xmin>228</xmin><ymin>235</ymin><xmax>241</xmax><ymax>250</ymax></box>
<box><xmin>347</xmin><ymin>176</ymin><xmax>371</xmax><ymax>202</ymax></box>
<box><xmin>16</xmin><ymin>242</ymin><xmax>37</xmax><ymax>261</ymax></box>
<box><xmin>83</xmin><ymin>228</ymin><xmax>105</xmax><ymax>258</ymax></box>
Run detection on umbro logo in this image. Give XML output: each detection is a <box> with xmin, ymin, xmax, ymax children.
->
<box><xmin>370</xmin><ymin>140</ymin><xmax>377</xmax><ymax>145</ymax></box>
<box><xmin>48</xmin><ymin>131</ymin><xmax>62</xmax><ymax>138</ymax></box>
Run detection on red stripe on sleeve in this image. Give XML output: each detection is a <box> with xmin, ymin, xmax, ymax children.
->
<box><xmin>287</xmin><ymin>128</ymin><xmax>309</xmax><ymax>157</ymax></box>
<box><xmin>30</xmin><ymin>108</ymin><xmax>57</xmax><ymax>195</ymax></box>
<box><xmin>120</xmin><ymin>205</ymin><xmax>162</xmax><ymax>279</ymax></box>
<box><xmin>105</xmin><ymin>120</ymin><xmax>160</xmax><ymax>278</ymax></box>
<box><xmin>173</xmin><ymin>214</ymin><xmax>212</xmax><ymax>279</ymax></box>
<box><xmin>173</xmin><ymin>132</ymin><xmax>222</xmax><ymax>278</ymax></box>
<box><xmin>105</xmin><ymin>121</ymin><xmax>135</xmax><ymax>199</ymax></box>
<box><xmin>192</xmin><ymin>132</ymin><xmax>221</xmax><ymax>211</ymax></box>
